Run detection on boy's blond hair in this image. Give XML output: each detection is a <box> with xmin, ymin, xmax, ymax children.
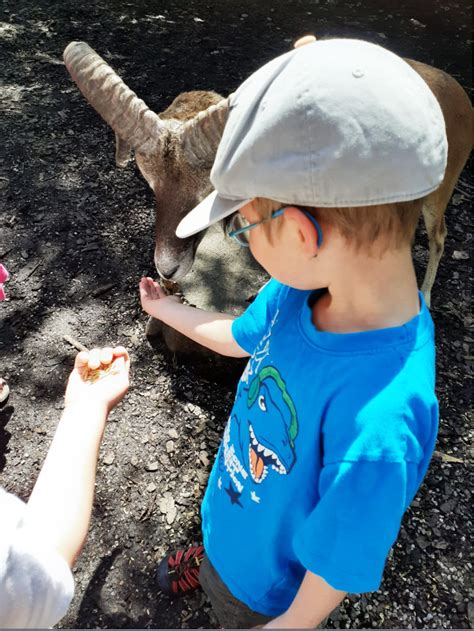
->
<box><xmin>252</xmin><ymin>197</ymin><xmax>424</xmax><ymax>253</ymax></box>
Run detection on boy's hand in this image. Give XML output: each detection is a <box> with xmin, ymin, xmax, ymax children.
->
<box><xmin>139</xmin><ymin>276</ymin><xmax>181</xmax><ymax>318</ymax></box>
<box><xmin>65</xmin><ymin>346</ymin><xmax>130</xmax><ymax>413</ymax></box>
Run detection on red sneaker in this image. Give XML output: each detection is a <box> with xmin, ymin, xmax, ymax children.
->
<box><xmin>156</xmin><ymin>545</ymin><xmax>204</xmax><ymax>596</ymax></box>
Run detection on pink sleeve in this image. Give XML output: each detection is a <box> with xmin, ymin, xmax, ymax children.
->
<box><xmin>0</xmin><ymin>264</ymin><xmax>9</xmax><ymax>301</ymax></box>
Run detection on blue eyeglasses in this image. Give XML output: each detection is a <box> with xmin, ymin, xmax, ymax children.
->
<box><xmin>227</xmin><ymin>206</ymin><xmax>323</xmax><ymax>248</ymax></box>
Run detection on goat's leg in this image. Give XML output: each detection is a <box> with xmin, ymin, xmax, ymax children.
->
<box><xmin>420</xmin><ymin>147</ymin><xmax>471</xmax><ymax>308</ymax></box>
<box><xmin>420</xmin><ymin>202</ymin><xmax>447</xmax><ymax>308</ymax></box>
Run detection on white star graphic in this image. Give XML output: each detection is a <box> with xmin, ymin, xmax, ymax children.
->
<box><xmin>218</xmin><ymin>477</ymin><xmax>222</xmax><ymax>490</ymax></box>
<box><xmin>250</xmin><ymin>491</ymin><xmax>261</xmax><ymax>503</ymax></box>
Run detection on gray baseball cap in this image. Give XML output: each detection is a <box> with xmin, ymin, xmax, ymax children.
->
<box><xmin>176</xmin><ymin>38</ymin><xmax>447</xmax><ymax>239</ymax></box>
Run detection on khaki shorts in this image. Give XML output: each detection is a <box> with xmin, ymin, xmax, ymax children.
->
<box><xmin>200</xmin><ymin>556</ymin><xmax>330</xmax><ymax>628</ymax></box>
<box><xmin>200</xmin><ymin>557</ymin><xmax>331</xmax><ymax>629</ymax></box>
<box><xmin>200</xmin><ymin>556</ymin><xmax>273</xmax><ymax>628</ymax></box>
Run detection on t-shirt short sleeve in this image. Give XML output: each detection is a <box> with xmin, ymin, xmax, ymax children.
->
<box><xmin>292</xmin><ymin>459</ymin><xmax>420</xmax><ymax>593</ymax></box>
<box><xmin>232</xmin><ymin>279</ymin><xmax>288</xmax><ymax>354</ymax></box>
<box><xmin>0</xmin><ymin>488</ymin><xmax>74</xmax><ymax>628</ymax></box>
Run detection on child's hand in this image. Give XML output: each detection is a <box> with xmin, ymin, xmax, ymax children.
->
<box><xmin>139</xmin><ymin>276</ymin><xmax>181</xmax><ymax>318</ymax></box>
<box><xmin>65</xmin><ymin>346</ymin><xmax>130</xmax><ymax>413</ymax></box>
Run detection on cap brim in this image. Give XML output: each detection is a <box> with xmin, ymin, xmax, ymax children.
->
<box><xmin>176</xmin><ymin>191</ymin><xmax>251</xmax><ymax>239</ymax></box>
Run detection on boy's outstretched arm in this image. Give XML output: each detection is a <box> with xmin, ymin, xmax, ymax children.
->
<box><xmin>139</xmin><ymin>277</ymin><xmax>249</xmax><ymax>358</ymax></box>
<box><xmin>264</xmin><ymin>570</ymin><xmax>346</xmax><ymax>629</ymax></box>
<box><xmin>26</xmin><ymin>347</ymin><xmax>130</xmax><ymax>567</ymax></box>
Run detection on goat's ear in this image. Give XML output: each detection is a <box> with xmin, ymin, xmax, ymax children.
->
<box><xmin>115</xmin><ymin>133</ymin><xmax>133</xmax><ymax>167</ymax></box>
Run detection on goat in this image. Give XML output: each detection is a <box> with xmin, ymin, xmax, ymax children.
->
<box><xmin>63</xmin><ymin>39</ymin><xmax>472</xmax><ymax>307</ymax></box>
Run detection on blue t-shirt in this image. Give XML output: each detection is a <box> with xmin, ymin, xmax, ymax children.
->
<box><xmin>201</xmin><ymin>280</ymin><xmax>438</xmax><ymax>616</ymax></box>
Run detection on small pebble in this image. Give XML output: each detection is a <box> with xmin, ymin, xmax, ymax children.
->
<box><xmin>452</xmin><ymin>250</ymin><xmax>469</xmax><ymax>260</ymax></box>
<box><xmin>199</xmin><ymin>451</ymin><xmax>209</xmax><ymax>467</ymax></box>
<box><xmin>103</xmin><ymin>453</ymin><xmax>115</xmax><ymax>465</ymax></box>
<box><xmin>145</xmin><ymin>461</ymin><xmax>159</xmax><ymax>472</ymax></box>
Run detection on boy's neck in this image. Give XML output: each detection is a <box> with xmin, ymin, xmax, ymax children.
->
<box><xmin>312</xmin><ymin>248</ymin><xmax>421</xmax><ymax>334</ymax></box>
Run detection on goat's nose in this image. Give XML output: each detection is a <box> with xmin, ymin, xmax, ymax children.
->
<box><xmin>159</xmin><ymin>264</ymin><xmax>179</xmax><ymax>281</ymax></box>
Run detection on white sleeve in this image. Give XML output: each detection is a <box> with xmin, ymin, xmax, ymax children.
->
<box><xmin>0</xmin><ymin>488</ymin><xmax>74</xmax><ymax>628</ymax></box>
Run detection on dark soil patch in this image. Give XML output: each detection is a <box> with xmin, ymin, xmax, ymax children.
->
<box><xmin>0</xmin><ymin>0</ymin><xmax>472</xmax><ymax>628</ymax></box>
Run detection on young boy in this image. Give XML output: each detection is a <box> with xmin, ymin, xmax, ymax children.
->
<box><xmin>139</xmin><ymin>38</ymin><xmax>447</xmax><ymax>628</ymax></box>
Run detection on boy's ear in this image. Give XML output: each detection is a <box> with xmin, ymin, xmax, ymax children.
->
<box><xmin>283</xmin><ymin>207</ymin><xmax>320</xmax><ymax>257</ymax></box>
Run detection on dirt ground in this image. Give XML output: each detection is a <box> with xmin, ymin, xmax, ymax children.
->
<box><xmin>0</xmin><ymin>0</ymin><xmax>472</xmax><ymax>628</ymax></box>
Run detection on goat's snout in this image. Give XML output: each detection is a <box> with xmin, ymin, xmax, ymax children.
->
<box><xmin>154</xmin><ymin>245</ymin><xmax>195</xmax><ymax>282</ymax></box>
<box><xmin>158</xmin><ymin>263</ymin><xmax>180</xmax><ymax>281</ymax></box>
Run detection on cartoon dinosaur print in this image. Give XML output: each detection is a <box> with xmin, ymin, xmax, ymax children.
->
<box><xmin>218</xmin><ymin>366</ymin><xmax>298</xmax><ymax>505</ymax></box>
<box><xmin>241</xmin><ymin>366</ymin><xmax>298</xmax><ymax>484</ymax></box>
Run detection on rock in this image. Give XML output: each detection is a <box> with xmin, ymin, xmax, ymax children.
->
<box><xmin>199</xmin><ymin>451</ymin><xmax>209</xmax><ymax>467</ymax></box>
<box><xmin>166</xmin><ymin>440</ymin><xmax>175</xmax><ymax>453</ymax></box>
<box><xmin>433</xmin><ymin>540</ymin><xmax>449</xmax><ymax>550</ymax></box>
<box><xmin>130</xmin><ymin>455</ymin><xmax>138</xmax><ymax>466</ymax></box>
<box><xmin>166</xmin><ymin>503</ymin><xmax>177</xmax><ymax>525</ymax></box>
<box><xmin>440</xmin><ymin>499</ymin><xmax>457</xmax><ymax>513</ymax></box>
<box><xmin>410</xmin><ymin>18</ymin><xmax>426</xmax><ymax>27</ymax></box>
<box><xmin>146</xmin><ymin>482</ymin><xmax>157</xmax><ymax>493</ymax></box>
<box><xmin>145</xmin><ymin>461</ymin><xmax>159</xmax><ymax>471</ymax></box>
<box><xmin>168</xmin><ymin>428</ymin><xmax>179</xmax><ymax>439</ymax></box>
<box><xmin>103</xmin><ymin>452</ymin><xmax>115</xmax><ymax>465</ymax></box>
<box><xmin>159</xmin><ymin>492</ymin><xmax>177</xmax><ymax>525</ymax></box>
<box><xmin>159</xmin><ymin>454</ymin><xmax>170</xmax><ymax>466</ymax></box>
<box><xmin>452</xmin><ymin>250</ymin><xmax>469</xmax><ymax>260</ymax></box>
<box><xmin>416</xmin><ymin>535</ymin><xmax>430</xmax><ymax>550</ymax></box>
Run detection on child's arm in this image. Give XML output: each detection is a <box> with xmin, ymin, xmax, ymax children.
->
<box><xmin>139</xmin><ymin>277</ymin><xmax>250</xmax><ymax>358</ymax></box>
<box><xmin>26</xmin><ymin>346</ymin><xmax>130</xmax><ymax>567</ymax></box>
<box><xmin>264</xmin><ymin>570</ymin><xmax>346</xmax><ymax>629</ymax></box>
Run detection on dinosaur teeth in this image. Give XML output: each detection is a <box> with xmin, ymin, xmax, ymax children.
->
<box><xmin>248</xmin><ymin>425</ymin><xmax>287</xmax><ymax>478</ymax></box>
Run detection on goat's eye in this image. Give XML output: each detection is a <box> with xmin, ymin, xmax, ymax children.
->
<box><xmin>258</xmin><ymin>394</ymin><xmax>267</xmax><ymax>412</ymax></box>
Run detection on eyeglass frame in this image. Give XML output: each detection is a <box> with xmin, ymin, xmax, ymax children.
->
<box><xmin>227</xmin><ymin>206</ymin><xmax>323</xmax><ymax>248</ymax></box>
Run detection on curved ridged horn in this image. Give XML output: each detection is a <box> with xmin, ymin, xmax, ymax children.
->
<box><xmin>179</xmin><ymin>97</ymin><xmax>230</xmax><ymax>167</ymax></box>
<box><xmin>63</xmin><ymin>41</ymin><xmax>166</xmax><ymax>155</ymax></box>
